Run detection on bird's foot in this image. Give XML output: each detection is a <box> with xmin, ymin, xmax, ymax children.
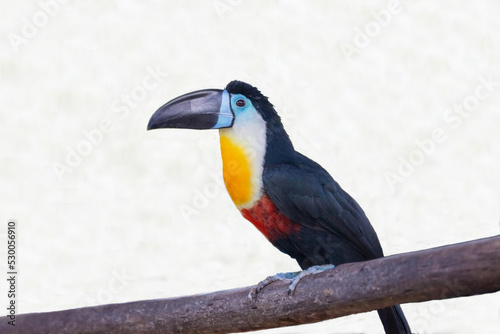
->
<box><xmin>287</xmin><ymin>264</ymin><xmax>336</xmax><ymax>294</ymax></box>
<box><xmin>248</xmin><ymin>264</ymin><xmax>335</xmax><ymax>301</ymax></box>
<box><xmin>248</xmin><ymin>271</ymin><xmax>298</xmax><ymax>301</ymax></box>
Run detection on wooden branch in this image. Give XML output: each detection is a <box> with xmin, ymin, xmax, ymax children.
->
<box><xmin>3</xmin><ymin>235</ymin><xmax>499</xmax><ymax>334</ymax></box>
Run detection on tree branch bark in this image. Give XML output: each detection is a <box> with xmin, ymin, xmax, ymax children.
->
<box><xmin>3</xmin><ymin>235</ymin><xmax>499</xmax><ymax>334</ymax></box>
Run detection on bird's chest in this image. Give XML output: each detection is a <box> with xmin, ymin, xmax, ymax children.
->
<box><xmin>240</xmin><ymin>193</ymin><xmax>300</xmax><ymax>243</ymax></box>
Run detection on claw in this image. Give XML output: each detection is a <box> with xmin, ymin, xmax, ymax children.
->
<box><xmin>287</xmin><ymin>264</ymin><xmax>335</xmax><ymax>295</ymax></box>
<box><xmin>248</xmin><ymin>272</ymin><xmax>297</xmax><ymax>301</ymax></box>
<box><xmin>248</xmin><ymin>264</ymin><xmax>335</xmax><ymax>301</ymax></box>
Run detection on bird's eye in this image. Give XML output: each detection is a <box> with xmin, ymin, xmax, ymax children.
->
<box><xmin>235</xmin><ymin>99</ymin><xmax>246</xmax><ymax>108</ymax></box>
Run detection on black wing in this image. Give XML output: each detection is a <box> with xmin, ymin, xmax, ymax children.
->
<box><xmin>263</xmin><ymin>152</ymin><xmax>384</xmax><ymax>260</ymax></box>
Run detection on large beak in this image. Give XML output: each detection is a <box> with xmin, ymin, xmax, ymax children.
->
<box><xmin>147</xmin><ymin>89</ymin><xmax>234</xmax><ymax>130</ymax></box>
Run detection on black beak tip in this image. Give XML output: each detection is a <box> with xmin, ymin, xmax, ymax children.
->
<box><xmin>146</xmin><ymin>119</ymin><xmax>157</xmax><ymax>131</ymax></box>
<box><xmin>147</xmin><ymin>107</ymin><xmax>172</xmax><ymax>131</ymax></box>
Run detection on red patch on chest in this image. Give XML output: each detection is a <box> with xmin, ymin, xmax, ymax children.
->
<box><xmin>240</xmin><ymin>193</ymin><xmax>301</xmax><ymax>242</ymax></box>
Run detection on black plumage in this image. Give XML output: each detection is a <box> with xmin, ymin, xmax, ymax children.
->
<box><xmin>226</xmin><ymin>80</ymin><xmax>411</xmax><ymax>334</ymax></box>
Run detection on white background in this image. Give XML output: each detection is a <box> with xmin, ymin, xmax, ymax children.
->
<box><xmin>1</xmin><ymin>1</ymin><xmax>499</xmax><ymax>333</ymax></box>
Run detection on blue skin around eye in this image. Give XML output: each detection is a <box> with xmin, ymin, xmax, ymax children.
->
<box><xmin>212</xmin><ymin>90</ymin><xmax>234</xmax><ymax>129</ymax></box>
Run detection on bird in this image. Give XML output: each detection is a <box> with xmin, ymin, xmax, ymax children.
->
<box><xmin>148</xmin><ymin>80</ymin><xmax>411</xmax><ymax>334</ymax></box>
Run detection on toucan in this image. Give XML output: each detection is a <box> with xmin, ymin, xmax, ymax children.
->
<box><xmin>148</xmin><ymin>80</ymin><xmax>411</xmax><ymax>334</ymax></box>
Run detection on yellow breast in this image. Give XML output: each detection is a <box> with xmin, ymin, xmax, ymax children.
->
<box><xmin>219</xmin><ymin>135</ymin><xmax>252</xmax><ymax>207</ymax></box>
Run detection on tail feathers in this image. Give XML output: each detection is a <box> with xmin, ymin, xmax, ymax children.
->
<box><xmin>377</xmin><ymin>305</ymin><xmax>411</xmax><ymax>334</ymax></box>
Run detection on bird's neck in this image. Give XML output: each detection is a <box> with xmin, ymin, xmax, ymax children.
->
<box><xmin>219</xmin><ymin>121</ymin><xmax>267</xmax><ymax>210</ymax></box>
<box><xmin>261</xmin><ymin>117</ymin><xmax>295</xmax><ymax>165</ymax></box>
